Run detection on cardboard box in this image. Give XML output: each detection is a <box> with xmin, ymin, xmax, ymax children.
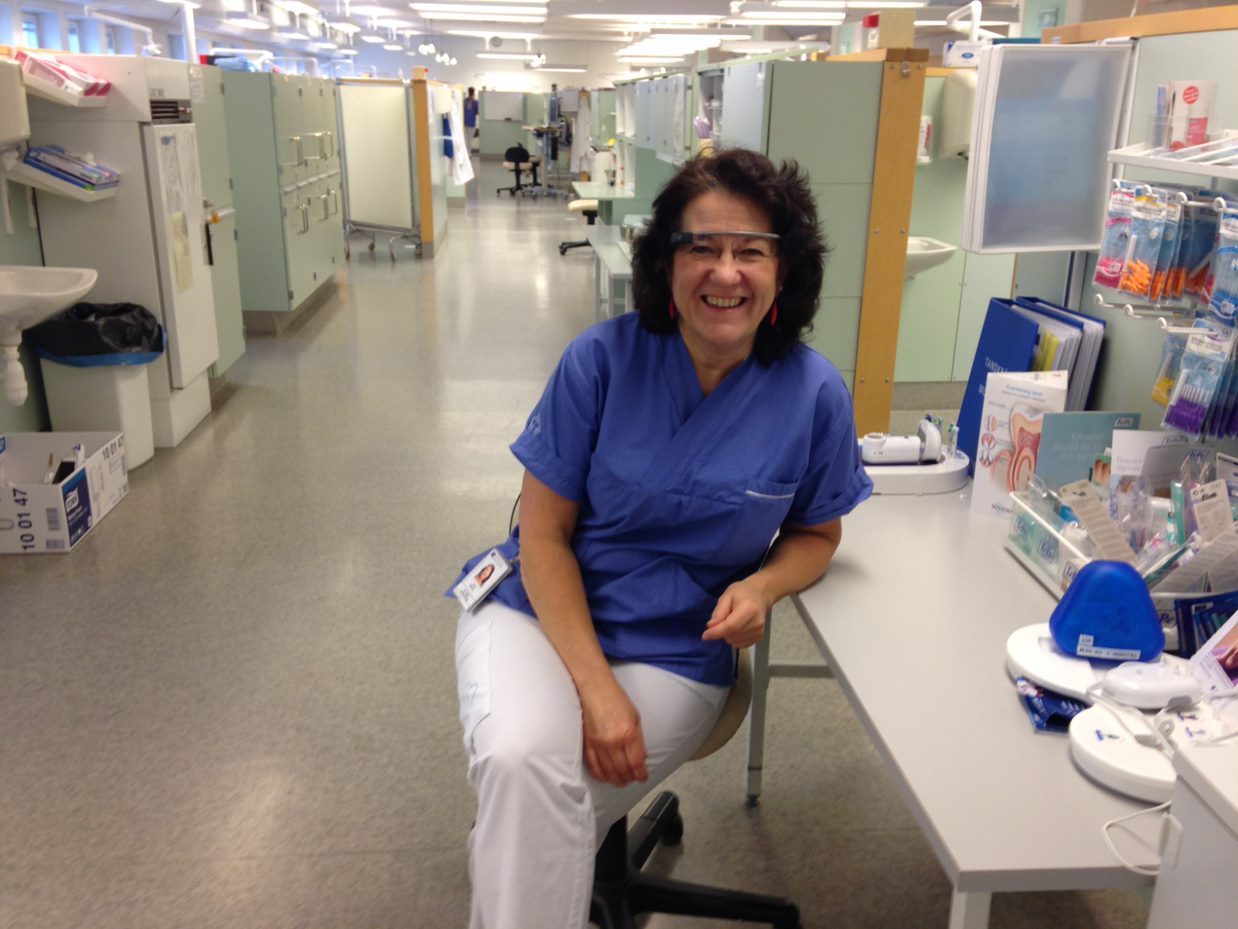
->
<box><xmin>0</xmin><ymin>432</ymin><xmax>129</xmax><ymax>554</ymax></box>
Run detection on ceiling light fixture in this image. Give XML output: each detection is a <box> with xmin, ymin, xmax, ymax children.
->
<box><xmin>849</xmin><ymin>1</ymin><xmax>926</xmax><ymax>7</ymax></box>
<box><xmin>275</xmin><ymin>0</ymin><xmax>319</xmax><ymax>15</ymax></box>
<box><xmin>359</xmin><ymin>32</ymin><xmax>386</xmax><ymax>42</ymax></box>
<box><xmin>771</xmin><ymin>1</ymin><xmax>847</xmax><ymax>7</ymax></box>
<box><xmin>475</xmin><ymin>51</ymin><xmax>539</xmax><ymax>60</ymax></box>
<box><xmin>326</xmin><ymin>19</ymin><xmax>361</xmax><ymax>33</ymax></box>
<box><xmin>383</xmin><ymin>42</ymin><xmax>403</xmax><ymax>49</ymax></box>
<box><xmin>537</xmin><ymin>66</ymin><xmax>586</xmax><ymax>73</ymax></box>
<box><xmin>336</xmin><ymin>46</ymin><xmax>360</xmax><ymax>55</ymax></box>
<box><xmin>411</xmin><ymin>11</ymin><xmax>545</xmax><ymax>22</ymax></box>
<box><xmin>569</xmin><ymin>13</ymin><xmax>723</xmax><ymax>23</ymax></box>
<box><xmin>309</xmin><ymin>39</ymin><xmax>338</xmax><ymax>49</ymax></box>
<box><xmin>409</xmin><ymin>2</ymin><xmax>546</xmax><ymax>13</ymax></box>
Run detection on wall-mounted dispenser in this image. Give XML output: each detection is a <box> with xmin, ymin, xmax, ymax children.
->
<box><xmin>939</xmin><ymin>68</ymin><xmax>977</xmax><ymax>159</ymax></box>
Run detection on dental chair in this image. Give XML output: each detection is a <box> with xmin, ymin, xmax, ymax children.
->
<box><xmin>590</xmin><ymin>644</ymin><xmax>802</xmax><ymax>929</ymax></box>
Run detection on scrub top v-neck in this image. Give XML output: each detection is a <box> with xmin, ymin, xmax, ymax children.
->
<box><xmin>449</xmin><ymin>313</ymin><xmax>872</xmax><ymax>686</ymax></box>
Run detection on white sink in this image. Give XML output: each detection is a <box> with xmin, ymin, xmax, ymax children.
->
<box><xmin>0</xmin><ymin>265</ymin><xmax>98</xmax><ymax>406</ymax></box>
<box><xmin>906</xmin><ymin>237</ymin><xmax>957</xmax><ymax>277</ymax></box>
<box><xmin>0</xmin><ymin>265</ymin><xmax>98</xmax><ymax>333</ymax></box>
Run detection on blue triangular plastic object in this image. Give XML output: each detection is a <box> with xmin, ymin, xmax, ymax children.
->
<box><xmin>1049</xmin><ymin>561</ymin><xmax>1163</xmax><ymax>662</ymax></box>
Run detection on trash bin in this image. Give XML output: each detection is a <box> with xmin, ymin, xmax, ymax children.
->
<box><xmin>28</xmin><ymin>303</ymin><xmax>164</xmax><ymax>471</ymax></box>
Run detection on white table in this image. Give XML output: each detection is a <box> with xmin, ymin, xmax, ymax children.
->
<box><xmin>585</xmin><ymin>223</ymin><xmax>632</xmax><ymax>322</ymax></box>
<box><xmin>747</xmin><ymin>491</ymin><xmax>1160</xmax><ymax>929</ymax></box>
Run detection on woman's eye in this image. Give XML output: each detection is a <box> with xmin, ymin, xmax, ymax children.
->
<box><xmin>687</xmin><ymin>245</ymin><xmax>713</xmax><ymax>256</ymax></box>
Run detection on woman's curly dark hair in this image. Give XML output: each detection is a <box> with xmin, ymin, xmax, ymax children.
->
<box><xmin>631</xmin><ymin>148</ymin><xmax>827</xmax><ymax>365</ymax></box>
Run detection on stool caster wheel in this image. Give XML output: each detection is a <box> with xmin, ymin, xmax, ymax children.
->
<box><xmin>558</xmin><ymin>244</ymin><xmax>569</xmax><ymax>256</ymax></box>
<box><xmin>367</xmin><ymin>241</ymin><xmax>375</xmax><ymax>253</ymax></box>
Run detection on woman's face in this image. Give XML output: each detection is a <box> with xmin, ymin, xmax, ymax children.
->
<box><xmin>669</xmin><ymin>190</ymin><xmax>780</xmax><ymax>364</ymax></box>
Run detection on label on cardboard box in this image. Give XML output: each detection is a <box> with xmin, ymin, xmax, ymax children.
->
<box><xmin>0</xmin><ymin>432</ymin><xmax>127</xmax><ymax>554</ymax></box>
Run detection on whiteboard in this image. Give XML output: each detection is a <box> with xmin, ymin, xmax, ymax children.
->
<box><xmin>338</xmin><ymin>82</ymin><xmax>415</xmax><ymax>231</ymax></box>
<box><xmin>482</xmin><ymin>91</ymin><xmax>524</xmax><ymax>121</ymax></box>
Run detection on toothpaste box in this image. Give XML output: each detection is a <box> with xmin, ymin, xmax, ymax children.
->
<box><xmin>0</xmin><ymin>432</ymin><xmax>129</xmax><ymax>554</ymax></box>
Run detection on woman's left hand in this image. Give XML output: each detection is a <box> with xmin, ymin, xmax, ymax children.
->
<box><xmin>702</xmin><ymin>578</ymin><xmax>771</xmax><ymax>648</ymax></box>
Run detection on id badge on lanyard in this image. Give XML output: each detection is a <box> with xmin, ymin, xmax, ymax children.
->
<box><xmin>452</xmin><ymin>549</ymin><xmax>514</xmax><ymax>611</ymax></box>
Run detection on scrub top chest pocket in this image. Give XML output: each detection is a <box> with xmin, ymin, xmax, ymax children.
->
<box><xmin>579</xmin><ymin>460</ymin><xmax>798</xmax><ymax>569</ymax></box>
<box><xmin>715</xmin><ymin>478</ymin><xmax>798</xmax><ymax>564</ymax></box>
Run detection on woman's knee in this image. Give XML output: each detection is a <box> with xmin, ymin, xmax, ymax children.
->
<box><xmin>469</xmin><ymin>712</ymin><xmax>583</xmax><ymax>794</ymax></box>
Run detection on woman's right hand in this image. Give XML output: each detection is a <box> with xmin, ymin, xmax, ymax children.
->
<box><xmin>579</xmin><ymin>679</ymin><xmax>649</xmax><ymax>788</ymax></box>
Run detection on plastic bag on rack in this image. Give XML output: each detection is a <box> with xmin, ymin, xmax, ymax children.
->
<box><xmin>1150</xmin><ymin>193</ymin><xmax>1184</xmax><ymax>302</ymax></box>
<box><xmin>1120</xmin><ymin>189</ymin><xmax>1167</xmax><ymax>298</ymax></box>
<box><xmin>1152</xmin><ymin>330</ymin><xmax>1190</xmax><ymax>406</ymax></box>
<box><xmin>1094</xmin><ymin>182</ymin><xmax>1136</xmax><ymax>289</ymax></box>
<box><xmin>1163</xmin><ymin>321</ymin><xmax>1236</xmax><ymax>438</ymax></box>
<box><xmin>1179</xmin><ymin>197</ymin><xmax>1223</xmax><ymax>300</ymax></box>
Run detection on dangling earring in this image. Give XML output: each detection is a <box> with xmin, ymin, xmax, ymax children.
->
<box><xmin>769</xmin><ymin>303</ymin><xmax>778</xmax><ymax>326</ymax></box>
<box><xmin>668</xmin><ymin>298</ymin><xmax>676</xmax><ymax>320</ymax></box>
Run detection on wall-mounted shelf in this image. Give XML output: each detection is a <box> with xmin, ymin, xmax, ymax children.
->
<box><xmin>22</xmin><ymin>72</ymin><xmax>108</xmax><ymax>108</ymax></box>
<box><xmin>1</xmin><ymin>161</ymin><xmax>117</xmax><ymax>202</ymax></box>
<box><xmin>1108</xmin><ymin>131</ymin><xmax>1238</xmax><ymax>182</ymax></box>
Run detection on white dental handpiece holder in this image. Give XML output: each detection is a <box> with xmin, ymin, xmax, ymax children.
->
<box><xmin>861</xmin><ymin>419</ymin><xmax>943</xmax><ymax>466</ymax></box>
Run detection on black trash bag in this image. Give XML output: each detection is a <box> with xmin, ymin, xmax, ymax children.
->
<box><xmin>28</xmin><ymin>302</ymin><xmax>163</xmax><ymax>357</ymax></box>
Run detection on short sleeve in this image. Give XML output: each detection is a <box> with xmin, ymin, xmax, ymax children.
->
<box><xmin>787</xmin><ymin>377</ymin><xmax>873</xmax><ymax>526</ymax></box>
<box><xmin>509</xmin><ymin>334</ymin><xmax>608</xmax><ymax>502</ymax></box>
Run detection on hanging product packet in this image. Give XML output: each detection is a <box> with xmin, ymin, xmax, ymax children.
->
<box><xmin>1152</xmin><ymin>330</ymin><xmax>1191</xmax><ymax>406</ymax></box>
<box><xmin>1119</xmin><ymin>189</ymin><xmax>1167</xmax><ymax>298</ymax></box>
<box><xmin>1179</xmin><ymin>197</ymin><xmax>1223</xmax><ymax>300</ymax></box>
<box><xmin>1094</xmin><ymin>182</ymin><xmax>1136</xmax><ymax>290</ymax></box>
<box><xmin>1203</xmin><ymin>210</ymin><xmax>1238</xmax><ymax>437</ymax></box>
<box><xmin>1150</xmin><ymin>193</ymin><xmax>1184</xmax><ymax>302</ymax></box>
<box><xmin>1163</xmin><ymin>320</ymin><xmax>1236</xmax><ymax>438</ymax></box>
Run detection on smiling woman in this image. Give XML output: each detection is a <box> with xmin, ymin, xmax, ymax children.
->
<box><xmin>632</xmin><ymin>147</ymin><xmax>828</xmax><ymax>370</ymax></box>
<box><xmin>447</xmin><ymin>146</ymin><xmax>870</xmax><ymax>928</ymax></box>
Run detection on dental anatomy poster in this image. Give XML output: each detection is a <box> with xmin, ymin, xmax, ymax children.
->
<box><xmin>971</xmin><ymin>370</ymin><xmax>1068</xmax><ymax>518</ymax></box>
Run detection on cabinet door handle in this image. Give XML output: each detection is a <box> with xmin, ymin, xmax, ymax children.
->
<box><xmin>319</xmin><ymin>193</ymin><xmax>330</xmax><ymax>221</ymax></box>
<box><xmin>294</xmin><ymin>136</ymin><xmax>304</xmax><ymax>166</ymax></box>
<box><xmin>300</xmin><ymin>204</ymin><xmax>310</xmax><ymax>234</ymax></box>
<box><xmin>318</xmin><ymin>133</ymin><xmax>328</xmax><ymax>160</ymax></box>
<box><xmin>330</xmin><ymin>188</ymin><xmax>340</xmax><ymax>216</ymax></box>
<box><xmin>327</xmin><ymin>131</ymin><xmax>335</xmax><ymax>158</ymax></box>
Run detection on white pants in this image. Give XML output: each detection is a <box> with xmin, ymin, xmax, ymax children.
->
<box><xmin>455</xmin><ymin>602</ymin><xmax>729</xmax><ymax>929</ymax></box>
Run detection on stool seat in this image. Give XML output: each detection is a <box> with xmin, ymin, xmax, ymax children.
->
<box><xmin>502</xmin><ymin>161</ymin><xmax>534</xmax><ymax>171</ymax></box>
<box><xmin>690</xmin><ymin>647</ymin><xmax>752</xmax><ymax>760</ymax></box>
<box><xmin>569</xmin><ymin>198</ymin><xmax>600</xmax><ymax>214</ymax></box>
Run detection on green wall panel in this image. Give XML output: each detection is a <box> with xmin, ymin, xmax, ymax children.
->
<box><xmin>952</xmin><ymin>253</ymin><xmax>1016</xmax><ymax>381</ymax></box>
<box><xmin>815</xmin><ymin>183</ymin><xmax>873</xmax><ymax>300</ymax></box>
<box><xmin>808</xmin><ymin>296</ymin><xmax>861</xmax><ymax>373</ymax></box>
<box><xmin>765</xmin><ymin>61</ymin><xmax>882</xmax><ymax>185</ymax></box>
<box><xmin>480</xmin><ymin>119</ymin><xmax>527</xmax><ymax>157</ymax></box>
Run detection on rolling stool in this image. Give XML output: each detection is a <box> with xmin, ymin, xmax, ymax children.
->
<box><xmin>497</xmin><ymin>146</ymin><xmax>541</xmax><ymax>197</ymax></box>
<box><xmin>559</xmin><ymin>199</ymin><xmax>599</xmax><ymax>255</ymax></box>
<box><xmin>590</xmin><ymin>646</ymin><xmax>802</xmax><ymax>929</ymax></box>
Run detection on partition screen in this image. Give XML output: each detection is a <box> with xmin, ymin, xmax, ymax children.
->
<box><xmin>963</xmin><ymin>44</ymin><xmax>1131</xmax><ymax>253</ymax></box>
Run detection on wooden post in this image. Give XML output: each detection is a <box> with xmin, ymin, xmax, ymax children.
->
<box><xmin>410</xmin><ymin>76</ymin><xmax>435</xmax><ymax>255</ymax></box>
<box><xmin>851</xmin><ymin>49</ymin><xmax>927</xmax><ymax>436</ymax></box>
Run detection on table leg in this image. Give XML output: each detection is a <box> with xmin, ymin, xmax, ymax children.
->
<box><xmin>948</xmin><ymin>889</ymin><xmax>991</xmax><ymax>929</ymax></box>
<box><xmin>594</xmin><ymin>254</ymin><xmax>603</xmax><ymax>322</ymax></box>
<box><xmin>745</xmin><ymin>614</ymin><xmax>773</xmax><ymax>806</ymax></box>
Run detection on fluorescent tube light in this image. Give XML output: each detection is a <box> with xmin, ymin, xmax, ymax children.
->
<box><xmin>383</xmin><ymin>43</ymin><xmax>403</xmax><ymax>50</ymax></box>
<box><xmin>335</xmin><ymin>47</ymin><xmax>360</xmax><ymax>55</ymax></box>
<box><xmin>225</xmin><ymin>14</ymin><xmax>272</xmax><ymax>29</ymax></box>
<box><xmin>569</xmin><ymin>13</ymin><xmax>724</xmax><ymax>23</ymax></box>
<box><xmin>275</xmin><ymin>0</ymin><xmax>318</xmax><ymax>15</ymax></box>
<box><xmin>326</xmin><ymin>20</ymin><xmax>361</xmax><ymax>33</ymax></box>
<box><xmin>409</xmin><ymin>3</ymin><xmax>546</xmax><ymax>13</ymax></box>
<box><xmin>412</xmin><ymin>12</ymin><xmax>544</xmax><ymax>22</ymax></box>
<box><xmin>276</xmin><ymin>29</ymin><xmax>310</xmax><ymax>40</ymax></box>
<box><xmin>537</xmin><ymin>66</ymin><xmax>585</xmax><ymax>73</ymax></box>
<box><xmin>617</xmin><ymin>56</ymin><xmax>686</xmax><ymax>64</ymax></box>
<box><xmin>444</xmin><ymin>29</ymin><xmax>541</xmax><ymax>38</ymax></box>
<box><xmin>359</xmin><ymin>33</ymin><xmax>386</xmax><ymax>43</ymax></box>
<box><xmin>309</xmin><ymin>40</ymin><xmax>338</xmax><ymax>49</ymax></box>
<box><xmin>476</xmin><ymin>51</ymin><xmax>539</xmax><ymax>59</ymax></box>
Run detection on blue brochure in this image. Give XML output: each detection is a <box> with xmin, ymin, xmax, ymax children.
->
<box><xmin>957</xmin><ymin>298</ymin><xmax>1040</xmax><ymax>477</ymax></box>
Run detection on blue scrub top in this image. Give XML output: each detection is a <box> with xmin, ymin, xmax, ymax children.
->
<box><xmin>448</xmin><ymin>314</ymin><xmax>872</xmax><ymax>685</ymax></box>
